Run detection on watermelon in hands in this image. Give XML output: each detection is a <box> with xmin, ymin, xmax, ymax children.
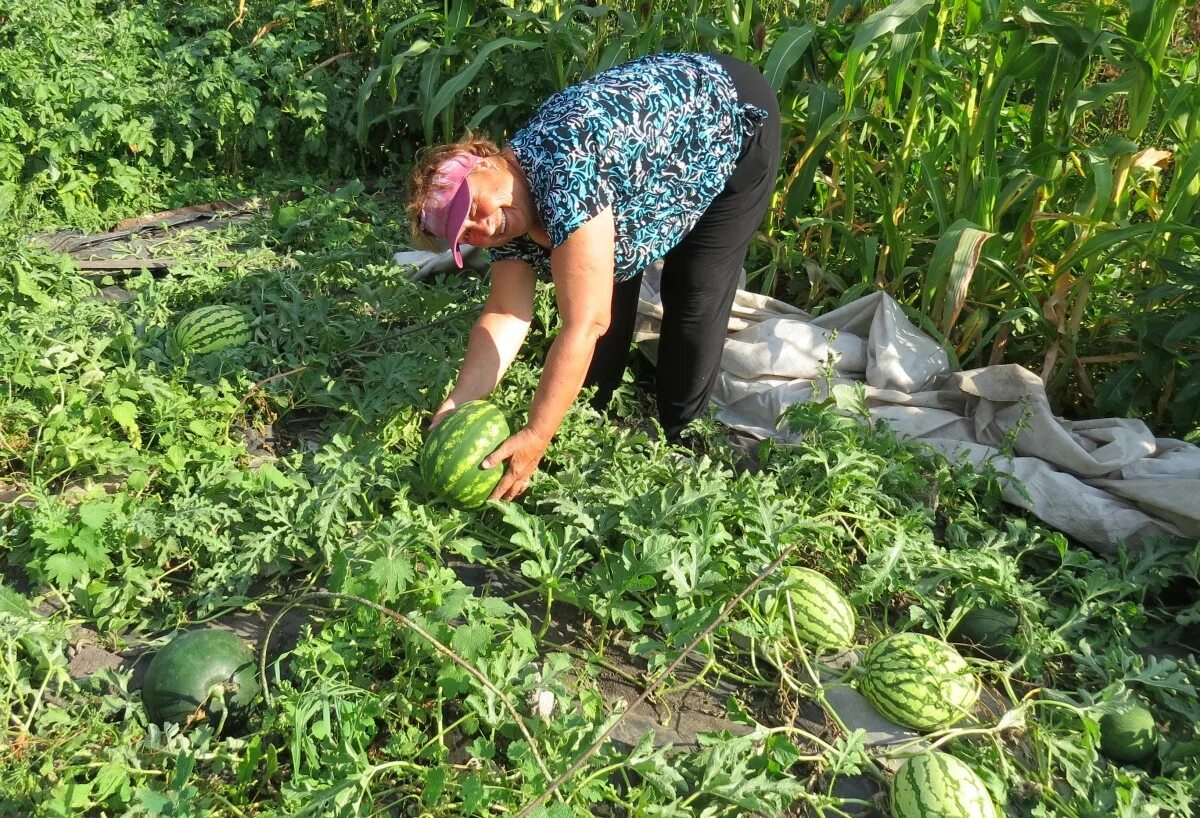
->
<box><xmin>421</xmin><ymin>400</ymin><xmax>510</xmax><ymax>509</ymax></box>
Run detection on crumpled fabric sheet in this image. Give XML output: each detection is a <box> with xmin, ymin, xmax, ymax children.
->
<box><xmin>393</xmin><ymin>244</ymin><xmax>490</xmax><ymax>280</ymax></box>
<box><xmin>392</xmin><ymin>248</ymin><xmax>1198</xmax><ymax>551</ymax></box>
<box><xmin>633</xmin><ymin>266</ymin><xmax>1200</xmax><ymax>553</ymax></box>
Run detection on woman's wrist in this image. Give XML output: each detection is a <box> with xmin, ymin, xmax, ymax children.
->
<box><xmin>445</xmin><ymin>383</ymin><xmax>487</xmax><ymax>407</ymax></box>
<box><xmin>522</xmin><ymin>421</ymin><xmax>555</xmax><ymax>446</ymax></box>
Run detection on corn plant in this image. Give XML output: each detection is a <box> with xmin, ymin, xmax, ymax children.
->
<box><xmin>761</xmin><ymin>0</ymin><xmax>1199</xmax><ymax>413</ymax></box>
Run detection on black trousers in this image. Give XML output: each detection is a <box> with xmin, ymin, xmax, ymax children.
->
<box><xmin>583</xmin><ymin>54</ymin><xmax>781</xmax><ymax>438</ymax></box>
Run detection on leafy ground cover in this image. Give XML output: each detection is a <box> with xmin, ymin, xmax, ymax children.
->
<box><xmin>2</xmin><ymin>188</ymin><xmax>1198</xmax><ymax>816</ymax></box>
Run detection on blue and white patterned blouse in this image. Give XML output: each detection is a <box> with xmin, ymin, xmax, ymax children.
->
<box><xmin>489</xmin><ymin>53</ymin><xmax>766</xmax><ymax>283</ymax></box>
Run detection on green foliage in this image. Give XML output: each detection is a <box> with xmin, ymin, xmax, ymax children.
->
<box><xmin>1091</xmin><ymin>253</ymin><xmax>1200</xmax><ymax>432</ymax></box>
<box><xmin>754</xmin><ymin>0</ymin><xmax>1200</xmax><ymax>431</ymax></box>
<box><xmin>0</xmin><ymin>0</ymin><xmax>386</xmax><ymax>230</ymax></box>
<box><xmin>1</xmin><ymin>2</ymin><xmax>1199</xmax><ymax>816</ymax></box>
<box><xmin>3</xmin><ymin>0</ymin><xmax>1197</xmax><ymax>431</ymax></box>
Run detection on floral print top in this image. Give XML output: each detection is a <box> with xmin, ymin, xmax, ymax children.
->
<box><xmin>489</xmin><ymin>52</ymin><xmax>766</xmax><ymax>282</ymax></box>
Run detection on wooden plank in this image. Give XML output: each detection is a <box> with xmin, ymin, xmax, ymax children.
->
<box><xmin>74</xmin><ymin>259</ymin><xmax>236</xmax><ymax>271</ymax></box>
<box><xmin>75</xmin><ymin>258</ymin><xmax>179</xmax><ymax>270</ymax></box>
<box><xmin>111</xmin><ymin>197</ymin><xmax>259</xmax><ymax>232</ymax></box>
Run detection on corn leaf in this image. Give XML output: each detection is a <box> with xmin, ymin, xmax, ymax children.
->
<box><xmin>422</xmin><ymin>38</ymin><xmax>539</xmax><ymax>143</ymax></box>
<box><xmin>763</xmin><ymin>25</ymin><xmax>814</xmax><ymax>92</ymax></box>
<box><xmin>926</xmin><ymin>218</ymin><xmax>993</xmax><ymax>335</ymax></box>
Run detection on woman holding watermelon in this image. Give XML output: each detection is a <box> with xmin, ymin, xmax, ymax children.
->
<box><xmin>410</xmin><ymin>52</ymin><xmax>780</xmax><ymax>501</ymax></box>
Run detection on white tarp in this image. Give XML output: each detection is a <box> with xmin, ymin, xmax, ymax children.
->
<box><xmin>634</xmin><ymin>269</ymin><xmax>1200</xmax><ymax>553</ymax></box>
<box><xmin>397</xmin><ymin>247</ymin><xmax>1200</xmax><ymax>553</ymax></box>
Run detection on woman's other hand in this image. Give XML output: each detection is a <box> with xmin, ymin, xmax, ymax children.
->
<box><xmin>428</xmin><ymin>398</ymin><xmax>458</xmax><ymax>431</ymax></box>
<box><xmin>477</xmin><ymin>208</ymin><xmax>615</xmax><ymax>502</ymax></box>
<box><xmin>482</xmin><ymin>427</ymin><xmax>551</xmax><ymax>501</ymax></box>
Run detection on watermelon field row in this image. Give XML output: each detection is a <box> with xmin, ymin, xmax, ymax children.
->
<box><xmin>2</xmin><ymin>188</ymin><xmax>1197</xmax><ymax>815</ymax></box>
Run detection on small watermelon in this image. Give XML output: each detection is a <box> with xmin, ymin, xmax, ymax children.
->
<box><xmin>857</xmin><ymin>632</ymin><xmax>979</xmax><ymax>731</ymax></box>
<box><xmin>420</xmin><ymin>401</ymin><xmax>510</xmax><ymax>508</ymax></box>
<box><xmin>273</xmin><ymin>204</ymin><xmax>302</xmax><ymax>229</ymax></box>
<box><xmin>891</xmin><ymin>751</ymin><xmax>1000</xmax><ymax>818</ymax></box>
<box><xmin>1099</xmin><ymin>699</ymin><xmax>1158</xmax><ymax>764</ymax></box>
<box><xmin>141</xmin><ymin>629</ymin><xmax>259</xmax><ymax>727</ymax></box>
<box><xmin>951</xmin><ymin>606</ymin><xmax>1017</xmax><ymax>660</ymax></box>
<box><xmin>174</xmin><ymin>305</ymin><xmax>253</xmax><ymax>355</ymax></box>
<box><xmin>756</xmin><ymin>567</ymin><xmax>856</xmax><ymax>652</ymax></box>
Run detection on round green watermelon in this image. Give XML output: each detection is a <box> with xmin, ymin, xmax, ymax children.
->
<box><xmin>273</xmin><ymin>204</ymin><xmax>302</xmax><ymax>229</ymax></box>
<box><xmin>174</xmin><ymin>305</ymin><xmax>253</xmax><ymax>355</ymax></box>
<box><xmin>141</xmin><ymin>629</ymin><xmax>259</xmax><ymax>727</ymax></box>
<box><xmin>756</xmin><ymin>567</ymin><xmax>856</xmax><ymax>652</ymax></box>
<box><xmin>857</xmin><ymin>632</ymin><xmax>979</xmax><ymax>731</ymax></box>
<box><xmin>892</xmin><ymin>751</ymin><xmax>1000</xmax><ymax>818</ymax></box>
<box><xmin>1099</xmin><ymin>699</ymin><xmax>1158</xmax><ymax>764</ymax></box>
<box><xmin>951</xmin><ymin>606</ymin><xmax>1017</xmax><ymax>660</ymax></box>
<box><xmin>420</xmin><ymin>401</ymin><xmax>510</xmax><ymax>508</ymax></box>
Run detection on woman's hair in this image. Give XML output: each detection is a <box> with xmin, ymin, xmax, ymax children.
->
<box><xmin>406</xmin><ymin>131</ymin><xmax>503</xmax><ymax>248</ymax></box>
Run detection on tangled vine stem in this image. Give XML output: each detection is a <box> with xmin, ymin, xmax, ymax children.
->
<box><xmin>258</xmin><ymin>590</ymin><xmax>559</xmax><ymax>794</ymax></box>
<box><xmin>223</xmin><ymin>306</ymin><xmax>477</xmax><ymax>439</ymax></box>
<box><xmin>513</xmin><ymin>541</ymin><xmax>800</xmax><ymax>818</ymax></box>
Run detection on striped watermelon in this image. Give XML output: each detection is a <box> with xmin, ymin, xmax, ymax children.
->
<box><xmin>420</xmin><ymin>401</ymin><xmax>510</xmax><ymax>509</ymax></box>
<box><xmin>175</xmin><ymin>305</ymin><xmax>252</xmax><ymax>355</ymax></box>
<box><xmin>857</xmin><ymin>632</ymin><xmax>979</xmax><ymax>731</ymax></box>
<box><xmin>891</xmin><ymin>751</ymin><xmax>1000</xmax><ymax>818</ymax></box>
<box><xmin>757</xmin><ymin>567</ymin><xmax>856</xmax><ymax>652</ymax></box>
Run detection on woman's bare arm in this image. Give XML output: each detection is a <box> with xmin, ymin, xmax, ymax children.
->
<box><xmin>484</xmin><ymin>207</ymin><xmax>616</xmax><ymax>500</ymax></box>
<box><xmin>432</xmin><ymin>259</ymin><xmax>537</xmax><ymax>426</ymax></box>
<box><xmin>525</xmin><ymin>207</ymin><xmax>616</xmax><ymax>441</ymax></box>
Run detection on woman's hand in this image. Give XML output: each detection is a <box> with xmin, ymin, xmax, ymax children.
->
<box><xmin>483</xmin><ymin>426</ymin><xmax>551</xmax><ymax>501</ymax></box>
<box><xmin>428</xmin><ymin>398</ymin><xmax>458</xmax><ymax>431</ymax></box>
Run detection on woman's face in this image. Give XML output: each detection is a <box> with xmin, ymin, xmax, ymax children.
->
<box><xmin>458</xmin><ymin>155</ymin><xmax>536</xmax><ymax>248</ymax></box>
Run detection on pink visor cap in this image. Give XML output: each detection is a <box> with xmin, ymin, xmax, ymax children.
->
<box><xmin>420</xmin><ymin>153</ymin><xmax>483</xmax><ymax>267</ymax></box>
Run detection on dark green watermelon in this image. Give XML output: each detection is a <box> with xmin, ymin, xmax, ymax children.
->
<box><xmin>951</xmin><ymin>606</ymin><xmax>1018</xmax><ymax>659</ymax></box>
<box><xmin>1099</xmin><ymin>700</ymin><xmax>1158</xmax><ymax>764</ymax></box>
<box><xmin>141</xmin><ymin>629</ymin><xmax>259</xmax><ymax>727</ymax></box>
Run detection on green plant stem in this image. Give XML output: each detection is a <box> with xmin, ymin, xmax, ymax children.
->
<box><xmin>536</xmin><ymin>588</ymin><xmax>553</xmax><ymax>641</ymax></box>
<box><xmin>514</xmin><ymin>541</ymin><xmax>801</xmax><ymax>818</ymax></box>
<box><xmin>258</xmin><ymin>591</ymin><xmax>559</xmax><ymax>796</ymax></box>
<box><xmin>757</xmin><ymin>723</ymin><xmax>841</xmax><ymax>758</ymax></box>
<box><xmin>710</xmin><ymin>662</ymin><xmax>777</xmax><ymax>688</ymax></box>
<box><xmin>211</xmin><ymin>791</ymin><xmax>251</xmax><ymax>818</ymax></box>
<box><xmin>502</xmin><ymin>587</ymin><xmax>541</xmax><ymax>603</ymax></box>
<box><xmin>655</xmin><ymin>640</ymin><xmax>718</xmax><ymax>699</ymax></box>
<box><xmin>569</xmin><ymin>760</ymin><xmax>627</xmax><ymax>794</ymax></box>
<box><xmin>417</xmin><ymin>713</ymin><xmax>473</xmax><ymax>759</ymax></box>
<box><xmin>537</xmin><ymin>638</ymin><xmax>644</xmax><ymax>688</ymax></box>
<box><xmin>21</xmin><ymin>672</ymin><xmax>53</xmax><ymax>735</ymax></box>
